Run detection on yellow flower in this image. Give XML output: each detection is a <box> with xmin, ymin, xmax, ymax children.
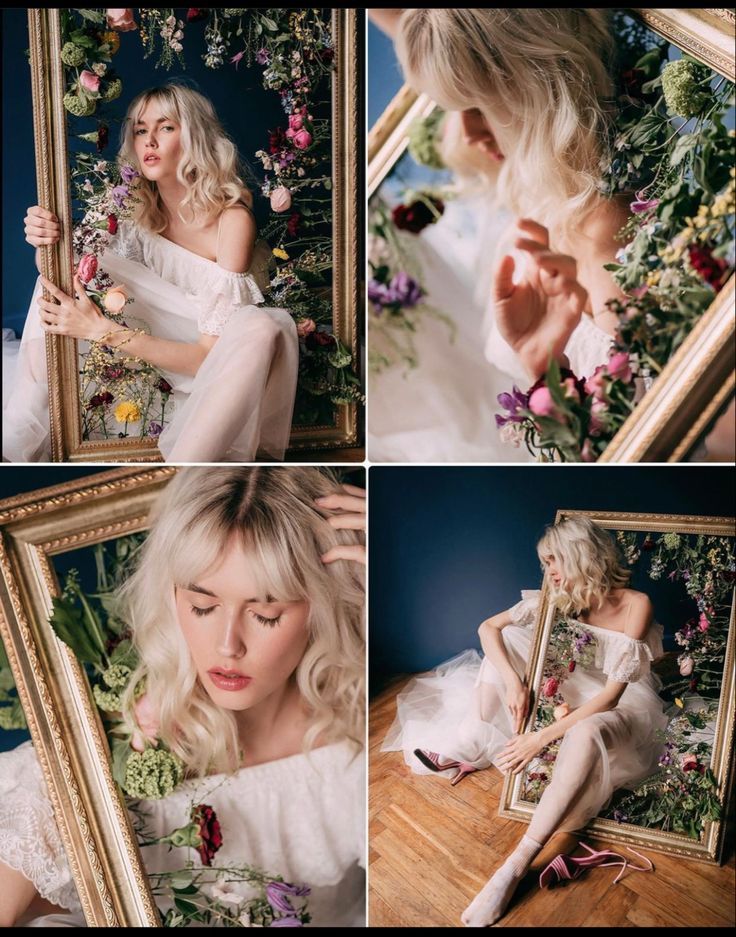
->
<box><xmin>272</xmin><ymin>247</ymin><xmax>289</xmax><ymax>260</ymax></box>
<box><xmin>100</xmin><ymin>30</ymin><xmax>120</xmax><ymax>54</ymax></box>
<box><xmin>645</xmin><ymin>270</ymin><xmax>661</xmax><ymax>287</ymax></box>
<box><xmin>114</xmin><ymin>401</ymin><xmax>141</xmax><ymax>424</ymax></box>
<box><xmin>675</xmin><ymin>697</ymin><xmax>684</xmax><ymax>708</ymax></box>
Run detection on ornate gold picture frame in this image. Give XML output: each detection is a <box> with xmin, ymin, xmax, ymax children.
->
<box><xmin>0</xmin><ymin>467</ymin><xmax>173</xmax><ymax>924</ymax></box>
<box><xmin>29</xmin><ymin>8</ymin><xmax>360</xmax><ymax>462</ymax></box>
<box><xmin>498</xmin><ymin>509</ymin><xmax>736</xmax><ymax>865</ymax></box>
<box><xmin>367</xmin><ymin>8</ymin><xmax>735</xmax><ymax>463</ymax></box>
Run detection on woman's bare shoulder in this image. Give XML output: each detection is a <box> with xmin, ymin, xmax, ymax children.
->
<box><xmin>217</xmin><ymin>205</ymin><xmax>257</xmax><ymax>273</ymax></box>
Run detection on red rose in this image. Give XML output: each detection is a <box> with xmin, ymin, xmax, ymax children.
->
<box><xmin>192</xmin><ymin>804</ymin><xmax>222</xmax><ymax>867</ymax></box>
<box><xmin>391</xmin><ymin>197</ymin><xmax>444</xmax><ymax>235</ymax></box>
<box><xmin>687</xmin><ymin>244</ymin><xmax>729</xmax><ymax>290</ymax></box>
<box><xmin>100</xmin><ymin>391</ymin><xmax>114</xmax><ymax>404</ymax></box>
<box><xmin>568</xmin><ymin>660</ymin><xmax>576</xmax><ymax>672</ymax></box>
<box><xmin>107</xmin><ymin>214</ymin><xmax>118</xmax><ymax>235</ymax></box>
<box><xmin>286</xmin><ymin>211</ymin><xmax>301</xmax><ymax>237</ymax></box>
<box><xmin>306</xmin><ymin>330</ymin><xmax>336</xmax><ymax>350</ymax></box>
<box><xmin>97</xmin><ymin>122</ymin><xmax>109</xmax><ymax>152</ymax></box>
<box><xmin>156</xmin><ymin>377</ymin><xmax>172</xmax><ymax>395</ymax></box>
<box><xmin>268</xmin><ymin>128</ymin><xmax>287</xmax><ymax>155</ymax></box>
<box><xmin>186</xmin><ymin>8</ymin><xmax>207</xmax><ymax>22</ymax></box>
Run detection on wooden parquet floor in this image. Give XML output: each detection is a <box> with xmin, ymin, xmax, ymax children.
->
<box><xmin>369</xmin><ymin>675</ymin><xmax>736</xmax><ymax>928</ymax></box>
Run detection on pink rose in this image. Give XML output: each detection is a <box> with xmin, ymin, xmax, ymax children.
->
<box><xmin>584</xmin><ymin>365</ymin><xmax>608</xmax><ymax>400</ymax></box>
<box><xmin>288</xmin><ymin>114</ymin><xmax>304</xmax><ymax>131</ymax></box>
<box><xmin>269</xmin><ymin>186</ymin><xmax>292</xmax><ymax>213</ymax></box>
<box><xmin>553</xmin><ymin>703</ymin><xmax>570</xmax><ymax>721</ymax></box>
<box><xmin>678</xmin><ymin>656</ymin><xmax>694</xmax><ymax>676</ymax></box>
<box><xmin>130</xmin><ymin>693</ymin><xmax>160</xmax><ymax>752</ymax></box>
<box><xmin>680</xmin><ymin>753</ymin><xmax>699</xmax><ymax>773</ymax></box>
<box><xmin>607</xmin><ymin>351</ymin><xmax>632</xmax><ymax>383</ymax></box>
<box><xmin>542</xmin><ymin>677</ymin><xmax>559</xmax><ymax>698</ymax></box>
<box><xmin>79</xmin><ymin>70</ymin><xmax>101</xmax><ymax>93</ymax></box>
<box><xmin>581</xmin><ymin>438</ymin><xmax>596</xmax><ymax>462</ymax></box>
<box><xmin>698</xmin><ymin>612</ymin><xmax>709</xmax><ymax>632</ymax></box>
<box><xmin>102</xmin><ymin>284</ymin><xmax>128</xmax><ymax>314</ymax></box>
<box><xmin>106</xmin><ymin>8</ymin><xmax>137</xmax><ymax>31</ymax></box>
<box><xmin>528</xmin><ymin>387</ymin><xmax>563</xmax><ymax>423</ymax></box>
<box><xmin>296</xmin><ymin>317</ymin><xmax>317</xmax><ymax>338</ymax></box>
<box><xmin>77</xmin><ymin>253</ymin><xmax>98</xmax><ymax>283</ymax></box>
<box><xmin>292</xmin><ymin>128</ymin><xmax>313</xmax><ymax>150</ymax></box>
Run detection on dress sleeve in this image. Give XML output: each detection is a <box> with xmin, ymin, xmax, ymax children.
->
<box><xmin>565</xmin><ymin>314</ymin><xmax>613</xmax><ymax>379</ymax></box>
<box><xmin>0</xmin><ymin>741</ymin><xmax>81</xmax><ymax>912</ymax></box>
<box><xmin>196</xmin><ymin>270</ymin><xmax>266</xmax><ymax>336</ymax></box>
<box><xmin>595</xmin><ymin>636</ymin><xmax>655</xmax><ymax>683</ymax></box>
<box><xmin>507</xmin><ymin>589</ymin><xmax>541</xmax><ymax>627</ymax></box>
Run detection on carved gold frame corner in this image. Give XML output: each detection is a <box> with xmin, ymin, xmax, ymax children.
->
<box><xmin>0</xmin><ymin>467</ymin><xmax>175</xmax><ymax>924</ymax></box>
<box><xmin>29</xmin><ymin>8</ymin><xmax>361</xmax><ymax>462</ymax></box>
<box><xmin>367</xmin><ymin>9</ymin><xmax>736</xmax><ymax>463</ymax></box>
<box><xmin>498</xmin><ymin>509</ymin><xmax>736</xmax><ymax>864</ymax></box>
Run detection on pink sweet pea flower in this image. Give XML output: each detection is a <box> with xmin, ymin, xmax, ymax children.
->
<box><xmin>584</xmin><ymin>365</ymin><xmax>608</xmax><ymax>400</ymax></box>
<box><xmin>79</xmin><ymin>70</ymin><xmax>101</xmax><ymax>93</ymax></box>
<box><xmin>581</xmin><ymin>438</ymin><xmax>596</xmax><ymax>462</ymax></box>
<box><xmin>698</xmin><ymin>612</ymin><xmax>710</xmax><ymax>632</ymax></box>
<box><xmin>528</xmin><ymin>386</ymin><xmax>563</xmax><ymax>423</ymax></box>
<box><xmin>607</xmin><ymin>351</ymin><xmax>632</xmax><ymax>383</ymax></box>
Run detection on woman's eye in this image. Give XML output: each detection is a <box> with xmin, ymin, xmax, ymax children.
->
<box><xmin>190</xmin><ymin>604</ymin><xmax>216</xmax><ymax>617</ymax></box>
<box><xmin>252</xmin><ymin>612</ymin><xmax>282</xmax><ymax>628</ymax></box>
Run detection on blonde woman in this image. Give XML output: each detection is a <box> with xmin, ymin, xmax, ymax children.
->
<box><xmin>382</xmin><ymin>516</ymin><xmax>666</xmax><ymax>926</ymax></box>
<box><xmin>5</xmin><ymin>83</ymin><xmax>298</xmax><ymax>462</ymax></box>
<box><xmin>0</xmin><ymin>467</ymin><xmax>366</xmax><ymax>927</ymax></box>
<box><xmin>371</xmin><ymin>9</ymin><xmax>630</xmax><ymax>389</ymax></box>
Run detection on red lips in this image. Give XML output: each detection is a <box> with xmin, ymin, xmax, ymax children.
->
<box><xmin>207</xmin><ymin>669</ymin><xmax>252</xmax><ymax>692</ymax></box>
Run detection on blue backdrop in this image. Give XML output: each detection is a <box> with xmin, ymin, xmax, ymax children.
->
<box><xmin>368</xmin><ymin>21</ymin><xmax>403</xmax><ymax>129</ymax></box>
<box><xmin>2</xmin><ymin>9</ymin><xmax>285</xmax><ymax>335</ymax></box>
<box><xmin>369</xmin><ymin>466</ymin><xmax>736</xmax><ymax>692</ymax></box>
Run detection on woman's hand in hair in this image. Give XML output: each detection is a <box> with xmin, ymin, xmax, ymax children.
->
<box><xmin>316</xmin><ymin>484</ymin><xmax>366</xmax><ymax>566</ymax></box>
<box><xmin>496</xmin><ymin>729</ymin><xmax>547</xmax><ymax>776</ymax></box>
<box><xmin>37</xmin><ymin>274</ymin><xmax>108</xmax><ymax>342</ymax></box>
<box><xmin>493</xmin><ymin>218</ymin><xmax>588</xmax><ymax>382</ymax></box>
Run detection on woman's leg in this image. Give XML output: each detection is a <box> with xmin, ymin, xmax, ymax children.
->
<box><xmin>462</xmin><ymin>718</ymin><xmax>606</xmax><ymax>927</ymax></box>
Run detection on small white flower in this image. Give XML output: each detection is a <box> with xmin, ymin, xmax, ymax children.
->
<box><xmin>166</xmin><ymin>15</ymin><xmax>176</xmax><ymax>26</ymax></box>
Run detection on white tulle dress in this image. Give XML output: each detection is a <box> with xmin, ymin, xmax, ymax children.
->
<box><xmin>382</xmin><ymin>589</ymin><xmax>670</xmax><ymax>833</ymax></box>
<box><xmin>0</xmin><ymin>739</ymin><xmax>365</xmax><ymax>928</ymax></box>
<box><xmin>368</xmin><ymin>198</ymin><xmax>613</xmax><ymax>463</ymax></box>
<box><xmin>2</xmin><ymin>217</ymin><xmax>299</xmax><ymax>463</ymax></box>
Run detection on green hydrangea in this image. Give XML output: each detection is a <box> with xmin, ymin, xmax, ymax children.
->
<box><xmin>222</xmin><ymin>8</ymin><xmax>248</xmax><ymax>16</ymax></box>
<box><xmin>408</xmin><ymin>110</ymin><xmax>446</xmax><ymax>171</ymax></box>
<box><xmin>60</xmin><ymin>42</ymin><xmax>85</xmax><ymax>68</ymax></box>
<box><xmin>102</xmin><ymin>78</ymin><xmax>123</xmax><ymax>103</ymax></box>
<box><xmin>124</xmin><ymin>748</ymin><xmax>184</xmax><ymax>799</ymax></box>
<box><xmin>661</xmin><ymin>59</ymin><xmax>709</xmax><ymax>118</ymax></box>
<box><xmin>63</xmin><ymin>91</ymin><xmax>97</xmax><ymax>117</ymax></box>
<box><xmin>0</xmin><ymin>702</ymin><xmax>27</xmax><ymax>731</ymax></box>
<box><xmin>663</xmin><ymin>532</ymin><xmax>682</xmax><ymax>551</ymax></box>
<box><xmin>102</xmin><ymin>663</ymin><xmax>132</xmax><ymax>689</ymax></box>
<box><xmin>93</xmin><ymin>684</ymin><xmax>122</xmax><ymax>712</ymax></box>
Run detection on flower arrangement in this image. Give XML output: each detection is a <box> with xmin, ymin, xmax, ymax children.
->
<box><xmin>495</xmin><ymin>14</ymin><xmax>735</xmax><ymax>460</ymax></box>
<box><xmin>369</xmin><ymin>193</ymin><xmax>456</xmax><ymax>372</ymax></box>
<box><xmin>59</xmin><ymin>9</ymin><xmax>360</xmax><ymax>435</ymax></box>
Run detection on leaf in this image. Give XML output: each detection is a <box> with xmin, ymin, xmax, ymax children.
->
<box><xmin>261</xmin><ymin>15</ymin><xmax>278</xmax><ymax>31</ymax></box>
<box><xmin>669</xmin><ymin>133</ymin><xmax>697</xmax><ymax>167</ymax></box>
<box><xmin>76</xmin><ymin>9</ymin><xmax>105</xmax><ymax>24</ymax></box>
<box><xmin>170</xmin><ymin>871</ymin><xmax>194</xmax><ymax>891</ymax></box>
<box><xmin>110</xmin><ymin>736</ymin><xmax>131</xmax><ymax>788</ymax></box>
<box><xmin>174</xmin><ymin>898</ymin><xmax>199</xmax><ymax>917</ymax></box>
<box><xmin>49</xmin><ymin>596</ymin><xmax>104</xmax><ymax>665</ymax></box>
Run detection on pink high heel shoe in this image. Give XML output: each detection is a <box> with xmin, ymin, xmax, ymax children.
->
<box><xmin>413</xmin><ymin>749</ymin><xmax>478</xmax><ymax>786</ymax></box>
<box><xmin>539</xmin><ymin>840</ymin><xmax>653</xmax><ymax>889</ymax></box>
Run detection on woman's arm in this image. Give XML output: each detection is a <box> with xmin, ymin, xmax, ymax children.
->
<box><xmin>0</xmin><ymin>861</ymin><xmax>39</xmax><ymax>927</ymax></box>
<box><xmin>537</xmin><ymin>677</ymin><xmax>626</xmax><ymax>748</ymax></box>
<box><xmin>478</xmin><ymin>609</ymin><xmax>530</xmax><ymax>733</ymax></box>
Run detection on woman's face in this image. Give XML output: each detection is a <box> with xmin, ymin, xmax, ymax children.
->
<box><xmin>132</xmin><ymin>98</ymin><xmax>183</xmax><ymax>182</ymax></box>
<box><xmin>460</xmin><ymin>108</ymin><xmax>504</xmax><ymax>162</ymax></box>
<box><xmin>541</xmin><ymin>552</ymin><xmax>564</xmax><ymax>588</ymax></box>
<box><xmin>175</xmin><ymin>534</ymin><xmax>310</xmax><ymax>713</ymax></box>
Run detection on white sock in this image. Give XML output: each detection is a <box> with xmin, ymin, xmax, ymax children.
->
<box><xmin>461</xmin><ymin>834</ymin><xmax>543</xmax><ymax>927</ymax></box>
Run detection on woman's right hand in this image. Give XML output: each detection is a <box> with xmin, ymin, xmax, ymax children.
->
<box><xmin>505</xmin><ymin>678</ymin><xmax>530</xmax><ymax>734</ymax></box>
<box><xmin>24</xmin><ymin>205</ymin><xmax>61</xmax><ymax>247</ymax></box>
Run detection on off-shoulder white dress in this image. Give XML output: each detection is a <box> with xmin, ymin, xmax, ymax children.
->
<box><xmin>0</xmin><ymin>740</ymin><xmax>365</xmax><ymax>928</ymax></box>
<box><xmin>2</xmin><ymin>219</ymin><xmax>298</xmax><ymax>462</ymax></box>
<box><xmin>382</xmin><ymin>589</ymin><xmax>669</xmax><ymax>834</ymax></box>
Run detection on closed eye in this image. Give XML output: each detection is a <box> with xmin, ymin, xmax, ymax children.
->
<box><xmin>190</xmin><ymin>604</ymin><xmax>216</xmax><ymax>617</ymax></box>
<box><xmin>251</xmin><ymin>612</ymin><xmax>282</xmax><ymax>628</ymax></box>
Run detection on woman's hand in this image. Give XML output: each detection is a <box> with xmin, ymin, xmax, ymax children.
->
<box><xmin>496</xmin><ymin>730</ymin><xmax>547</xmax><ymax>776</ymax></box>
<box><xmin>505</xmin><ymin>678</ymin><xmax>530</xmax><ymax>735</ymax></box>
<box><xmin>24</xmin><ymin>205</ymin><xmax>61</xmax><ymax>248</ymax></box>
<box><xmin>37</xmin><ymin>274</ymin><xmax>108</xmax><ymax>342</ymax></box>
<box><xmin>316</xmin><ymin>484</ymin><xmax>366</xmax><ymax>566</ymax></box>
<box><xmin>493</xmin><ymin>218</ymin><xmax>588</xmax><ymax>381</ymax></box>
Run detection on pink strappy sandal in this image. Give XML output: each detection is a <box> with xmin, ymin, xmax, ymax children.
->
<box><xmin>413</xmin><ymin>749</ymin><xmax>478</xmax><ymax>786</ymax></box>
<box><xmin>539</xmin><ymin>840</ymin><xmax>653</xmax><ymax>889</ymax></box>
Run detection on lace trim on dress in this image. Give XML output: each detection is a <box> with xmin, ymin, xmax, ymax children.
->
<box><xmin>508</xmin><ymin>589</ymin><xmax>541</xmax><ymax>627</ymax></box>
<box><xmin>582</xmin><ymin>626</ymin><xmax>655</xmax><ymax>683</ymax></box>
<box><xmin>106</xmin><ymin>220</ymin><xmax>267</xmax><ymax>336</ymax></box>
<box><xmin>0</xmin><ymin>742</ymin><xmax>81</xmax><ymax>913</ymax></box>
<box><xmin>565</xmin><ymin>313</ymin><xmax>613</xmax><ymax>380</ymax></box>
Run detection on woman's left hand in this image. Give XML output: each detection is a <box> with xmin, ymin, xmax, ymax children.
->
<box><xmin>37</xmin><ymin>274</ymin><xmax>107</xmax><ymax>341</ymax></box>
<box><xmin>496</xmin><ymin>730</ymin><xmax>547</xmax><ymax>775</ymax></box>
<box><xmin>316</xmin><ymin>484</ymin><xmax>366</xmax><ymax>566</ymax></box>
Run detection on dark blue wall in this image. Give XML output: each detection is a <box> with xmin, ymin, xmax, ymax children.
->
<box><xmin>3</xmin><ymin>9</ymin><xmax>285</xmax><ymax>335</ymax></box>
<box><xmin>368</xmin><ymin>21</ymin><xmax>403</xmax><ymax>129</ymax></box>
<box><xmin>369</xmin><ymin>466</ymin><xmax>736</xmax><ymax>691</ymax></box>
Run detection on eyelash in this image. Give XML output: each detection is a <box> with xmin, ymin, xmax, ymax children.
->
<box><xmin>188</xmin><ymin>605</ymin><xmax>282</xmax><ymax>627</ymax></box>
<box><xmin>135</xmin><ymin>126</ymin><xmax>174</xmax><ymax>135</ymax></box>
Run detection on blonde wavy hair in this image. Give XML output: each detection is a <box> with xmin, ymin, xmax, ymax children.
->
<box><xmin>118</xmin><ymin>467</ymin><xmax>365</xmax><ymax>777</ymax></box>
<box><xmin>118</xmin><ymin>83</ymin><xmax>253</xmax><ymax>233</ymax></box>
<box><xmin>395</xmin><ymin>9</ymin><xmax>617</xmax><ymax>247</ymax></box>
<box><xmin>537</xmin><ymin>515</ymin><xmax>630</xmax><ymax>617</ymax></box>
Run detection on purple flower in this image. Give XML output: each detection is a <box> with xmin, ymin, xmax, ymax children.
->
<box><xmin>230</xmin><ymin>50</ymin><xmax>245</xmax><ymax>69</ymax></box>
<box><xmin>368</xmin><ymin>279</ymin><xmax>389</xmax><ymax>309</ymax></box>
<box><xmin>495</xmin><ymin>385</ymin><xmax>529</xmax><ymax>427</ymax></box>
<box><xmin>630</xmin><ymin>190</ymin><xmax>660</xmax><ymax>214</ymax></box>
<box><xmin>387</xmin><ymin>271</ymin><xmax>422</xmax><ymax>307</ymax></box>
<box><xmin>120</xmin><ymin>165</ymin><xmax>139</xmax><ymax>184</ymax></box>
<box><xmin>148</xmin><ymin>421</ymin><xmax>163</xmax><ymax>437</ymax></box>
<box><xmin>613</xmin><ymin>810</ymin><xmax>629</xmax><ymax>823</ymax></box>
<box><xmin>271</xmin><ymin>919</ymin><xmax>303</xmax><ymax>928</ymax></box>
<box><xmin>111</xmin><ymin>185</ymin><xmax>129</xmax><ymax>209</ymax></box>
<box><xmin>668</xmin><ymin>570</ymin><xmax>678</xmax><ymax>581</ymax></box>
<box><xmin>682</xmin><ymin>570</ymin><xmax>691</xmax><ymax>581</ymax></box>
<box><xmin>266</xmin><ymin>882</ymin><xmax>310</xmax><ymax>916</ymax></box>
<box><xmin>255</xmin><ymin>47</ymin><xmax>270</xmax><ymax>65</ymax></box>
